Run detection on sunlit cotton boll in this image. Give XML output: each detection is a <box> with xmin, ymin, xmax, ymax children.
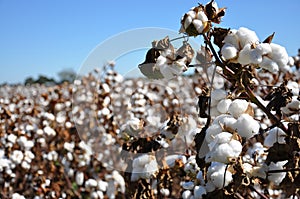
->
<box><xmin>228</xmin><ymin>99</ymin><xmax>249</xmax><ymax>118</ymax></box>
<box><xmin>207</xmin><ymin>162</ymin><xmax>233</xmax><ymax>189</ymax></box>
<box><xmin>268</xmin><ymin>160</ymin><xmax>288</xmax><ymax>185</ymax></box>
<box><xmin>268</xmin><ymin>43</ymin><xmax>289</xmax><ymax>70</ymax></box>
<box><xmin>221</xmin><ymin>43</ymin><xmax>238</xmax><ymax>60</ymax></box>
<box><xmin>131</xmin><ymin>154</ymin><xmax>158</xmax><ymax>181</ymax></box>
<box><xmin>194</xmin><ymin>186</ymin><xmax>206</xmax><ymax>199</ymax></box>
<box><xmin>205</xmin><ymin>132</ymin><xmax>242</xmax><ymax>163</ymax></box>
<box><xmin>264</xmin><ymin>127</ymin><xmax>286</xmax><ymax>147</ymax></box>
<box><xmin>217</xmin><ymin>99</ymin><xmax>232</xmax><ymax>114</ymax></box>
<box><xmin>233</xmin><ymin>113</ymin><xmax>260</xmax><ymax>139</ymax></box>
<box><xmin>235</xmin><ymin>27</ymin><xmax>259</xmax><ymax>48</ymax></box>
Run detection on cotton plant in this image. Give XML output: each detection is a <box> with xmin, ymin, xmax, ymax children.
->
<box><xmin>220</xmin><ymin>27</ymin><xmax>289</xmax><ymax>73</ymax></box>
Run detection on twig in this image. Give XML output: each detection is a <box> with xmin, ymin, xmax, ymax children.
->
<box><xmin>244</xmin><ymin>85</ymin><xmax>288</xmax><ymax>132</ymax></box>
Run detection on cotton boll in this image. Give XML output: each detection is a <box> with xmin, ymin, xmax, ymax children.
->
<box><xmin>287</xmin><ymin>81</ymin><xmax>299</xmax><ymax>96</ymax></box>
<box><xmin>187</xmin><ymin>10</ymin><xmax>196</xmax><ymax>19</ymax></box>
<box><xmin>184</xmin><ymin>16</ymin><xmax>193</xmax><ymax>29</ymax></box>
<box><xmin>268</xmin><ymin>160</ymin><xmax>288</xmax><ymax>185</ymax></box>
<box><xmin>211</xmin><ymin>89</ymin><xmax>227</xmax><ymax>102</ymax></box>
<box><xmin>207</xmin><ymin>162</ymin><xmax>232</xmax><ymax>188</ymax></box>
<box><xmin>264</xmin><ymin>127</ymin><xmax>286</xmax><ymax>147</ymax></box>
<box><xmin>196</xmin><ymin>171</ymin><xmax>205</xmax><ymax>185</ymax></box>
<box><xmin>224</xmin><ymin>29</ymin><xmax>239</xmax><ymax>49</ymax></box>
<box><xmin>131</xmin><ymin>155</ymin><xmax>158</xmax><ymax>181</ymax></box>
<box><xmin>234</xmin><ymin>114</ymin><xmax>259</xmax><ymax>139</ymax></box>
<box><xmin>236</xmin><ymin>27</ymin><xmax>259</xmax><ymax>47</ymax></box>
<box><xmin>181</xmin><ymin>181</ymin><xmax>195</xmax><ymax>190</ymax></box>
<box><xmin>205</xmin><ymin>124</ymin><xmax>223</xmax><ymax>143</ymax></box>
<box><xmin>237</xmin><ymin>44</ymin><xmax>252</xmax><ymax>65</ymax></box>
<box><xmin>250</xmin><ymin>48</ymin><xmax>263</xmax><ymax>64</ymax></box>
<box><xmin>228</xmin><ymin>99</ymin><xmax>249</xmax><ymax>118</ymax></box>
<box><xmin>75</xmin><ymin>172</ymin><xmax>84</xmax><ymax>186</ymax></box>
<box><xmin>194</xmin><ymin>186</ymin><xmax>206</xmax><ymax>199</ymax></box>
<box><xmin>221</xmin><ymin>43</ymin><xmax>238</xmax><ymax>60</ymax></box>
<box><xmin>197</xmin><ymin>11</ymin><xmax>208</xmax><ymax>22</ymax></box>
<box><xmin>182</xmin><ymin>190</ymin><xmax>193</xmax><ymax>199</ymax></box>
<box><xmin>193</xmin><ymin>19</ymin><xmax>204</xmax><ymax>34</ymax></box>
<box><xmin>269</xmin><ymin>43</ymin><xmax>289</xmax><ymax>68</ymax></box>
<box><xmin>165</xmin><ymin>155</ymin><xmax>187</xmax><ymax>167</ymax></box>
<box><xmin>256</xmin><ymin>43</ymin><xmax>272</xmax><ymax>55</ymax></box>
<box><xmin>222</xmin><ymin>117</ymin><xmax>237</xmax><ymax>132</ymax></box>
<box><xmin>259</xmin><ymin>56</ymin><xmax>279</xmax><ymax>73</ymax></box>
<box><xmin>217</xmin><ymin>99</ymin><xmax>232</xmax><ymax>114</ymax></box>
<box><xmin>206</xmin><ymin>135</ymin><xmax>242</xmax><ymax>163</ymax></box>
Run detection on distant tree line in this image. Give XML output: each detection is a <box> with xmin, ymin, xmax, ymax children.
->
<box><xmin>24</xmin><ymin>68</ymin><xmax>77</xmax><ymax>86</ymax></box>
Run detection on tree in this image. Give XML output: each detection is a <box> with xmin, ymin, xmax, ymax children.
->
<box><xmin>57</xmin><ymin>68</ymin><xmax>77</xmax><ymax>83</ymax></box>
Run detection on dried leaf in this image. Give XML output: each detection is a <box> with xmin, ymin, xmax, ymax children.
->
<box><xmin>212</xmin><ymin>27</ymin><xmax>230</xmax><ymax>48</ymax></box>
<box><xmin>263</xmin><ymin>32</ymin><xmax>275</xmax><ymax>44</ymax></box>
<box><xmin>176</xmin><ymin>41</ymin><xmax>195</xmax><ymax>65</ymax></box>
<box><xmin>152</xmin><ymin>36</ymin><xmax>171</xmax><ymax>50</ymax></box>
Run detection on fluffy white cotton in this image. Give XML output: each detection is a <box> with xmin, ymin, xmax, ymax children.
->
<box><xmin>221</xmin><ymin>43</ymin><xmax>238</xmax><ymax>60</ymax></box>
<box><xmin>131</xmin><ymin>154</ymin><xmax>158</xmax><ymax>181</ymax></box>
<box><xmin>237</xmin><ymin>44</ymin><xmax>252</xmax><ymax>65</ymax></box>
<box><xmin>120</xmin><ymin>117</ymin><xmax>143</xmax><ymax>137</ymax></box>
<box><xmin>264</xmin><ymin>127</ymin><xmax>286</xmax><ymax>147</ymax></box>
<box><xmin>165</xmin><ymin>154</ymin><xmax>187</xmax><ymax>167</ymax></box>
<box><xmin>234</xmin><ymin>114</ymin><xmax>260</xmax><ymax>139</ymax></box>
<box><xmin>269</xmin><ymin>43</ymin><xmax>289</xmax><ymax>68</ymax></box>
<box><xmin>223</xmin><ymin>29</ymin><xmax>239</xmax><ymax>49</ymax></box>
<box><xmin>205</xmin><ymin>124</ymin><xmax>223</xmax><ymax>143</ymax></box>
<box><xmin>207</xmin><ymin>162</ymin><xmax>233</xmax><ymax>188</ymax></box>
<box><xmin>259</xmin><ymin>57</ymin><xmax>279</xmax><ymax>73</ymax></box>
<box><xmin>268</xmin><ymin>160</ymin><xmax>288</xmax><ymax>185</ymax></box>
<box><xmin>194</xmin><ymin>186</ymin><xmax>206</xmax><ymax>199</ymax></box>
<box><xmin>76</xmin><ymin>172</ymin><xmax>84</xmax><ymax>186</ymax></box>
<box><xmin>228</xmin><ymin>99</ymin><xmax>249</xmax><ymax>118</ymax></box>
<box><xmin>236</xmin><ymin>27</ymin><xmax>259</xmax><ymax>47</ymax></box>
<box><xmin>206</xmin><ymin>132</ymin><xmax>242</xmax><ymax>163</ymax></box>
<box><xmin>181</xmin><ymin>181</ymin><xmax>195</xmax><ymax>190</ymax></box>
<box><xmin>217</xmin><ymin>99</ymin><xmax>232</xmax><ymax>114</ymax></box>
<box><xmin>182</xmin><ymin>190</ymin><xmax>193</xmax><ymax>199</ymax></box>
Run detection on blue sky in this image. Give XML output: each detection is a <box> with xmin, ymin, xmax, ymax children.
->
<box><xmin>0</xmin><ymin>0</ymin><xmax>299</xmax><ymax>84</ymax></box>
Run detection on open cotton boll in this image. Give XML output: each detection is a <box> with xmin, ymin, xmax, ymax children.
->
<box><xmin>259</xmin><ymin>56</ymin><xmax>279</xmax><ymax>73</ymax></box>
<box><xmin>211</xmin><ymin>89</ymin><xmax>227</xmax><ymax>101</ymax></box>
<box><xmin>165</xmin><ymin>154</ymin><xmax>187</xmax><ymax>167</ymax></box>
<box><xmin>194</xmin><ymin>186</ymin><xmax>206</xmax><ymax>199</ymax></box>
<box><xmin>193</xmin><ymin>19</ymin><xmax>205</xmax><ymax>33</ymax></box>
<box><xmin>206</xmin><ymin>132</ymin><xmax>242</xmax><ymax>163</ymax></box>
<box><xmin>256</xmin><ymin>43</ymin><xmax>272</xmax><ymax>55</ymax></box>
<box><xmin>217</xmin><ymin>99</ymin><xmax>232</xmax><ymax>114</ymax></box>
<box><xmin>182</xmin><ymin>190</ymin><xmax>193</xmax><ymax>199</ymax></box>
<box><xmin>268</xmin><ymin>160</ymin><xmax>288</xmax><ymax>185</ymax></box>
<box><xmin>236</xmin><ymin>27</ymin><xmax>259</xmax><ymax>48</ymax></box>
<box><xmin>228</xmin><ymin>99</ymin><xmax>249</xmax><ymax>118</ymax></box>
<box><xmin>206</xmin><ymin>140</ymin><xmax>242</xmax><ymax>163</ymax></box>
<box><xmin>184</xmin><ymin>15</ymin><xmax>193</xmax><ymax>29</ymax></box>
<box><xmin>234</xmin><ymin>114</ymin><xmax>260</xmax><ymax>139</ymax></box>
<box><xmin>237</xmin><ymin>44</ymin><xmax>252</xmax><ymax>65</ymax></box>
<box><xmin>205</xmin><ymin>124</ymin><xmax>223</xmax><ymax>143</ymax></box>
<box><xmin>221</xmin><ymin>43</ymin><xmax>238</xmax><ymax>60</ymax></box>
<box><xmin>287</xmin><ymin>81</ymin><xmax>299</xmax><ymax>95</ymax></box>
<box><xmin>264</xmin><ymin>127</ymin><xmax>286</xmax><ymax>147</ymax></box>
<box><xmin>131</xmin><ymin>154</ymin><xmax>158</xmax><ymax>181</ymax></box>
<box><xmin>269</xmin><ymin>43</ymin><xmax>289</xmax><ymax>68</ymax></box>
<box><xmin>207</xmin><ymin>162</ymin><xmax>233</xmax><ymax>188</ymax></box>
<box><xmin>224</xmin><ymin>29</ymin><xmax>239</xmax><ymax>49</ymax></box>
<box><xmin>196</xmin><ymin>11</ymin><xmax>208</xmax><ymax>22</ymax></box>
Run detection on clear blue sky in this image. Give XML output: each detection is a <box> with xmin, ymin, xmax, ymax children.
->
<box><xmin>0</xmin><ymin>0</ymin><xmax>299</xmax><ymax>84</ymax></box>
